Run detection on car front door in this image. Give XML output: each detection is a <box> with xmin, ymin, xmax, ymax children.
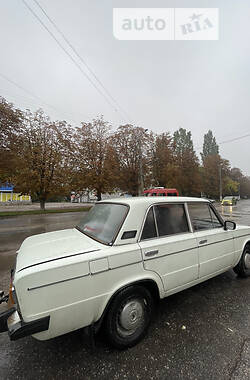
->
<box><xmin>139</xmin><ymin>203</ymin><xmax>199</xmax><ymax>293</ymax></box>
<box><xmin>187</xmin><ymin>202</ymin><xmax>235</xmax><ymax>278</ymax></box>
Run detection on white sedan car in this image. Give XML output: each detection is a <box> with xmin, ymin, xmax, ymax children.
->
<box><xmin>0</xmin><ymin>197</ymin><xmax>249</xmax><ymax>348</ymax></box>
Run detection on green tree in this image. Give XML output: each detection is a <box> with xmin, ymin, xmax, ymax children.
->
<box><xmin>173</xmin><ymin>128</ymin><xmax>201</xmax><ymax>196</ymax></box>
<box><xmin>201</xmin><ymin>130</ymin><xmax>219</xmax><ymax>163</ymax></box>
<box><xmin>224</xmin><ymin>177</ymin><xmax>239</xmax><ymax>195</ymax></box>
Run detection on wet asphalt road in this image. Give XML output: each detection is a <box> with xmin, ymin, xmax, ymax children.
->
<box><xmin>0</xmin><ymin>202</ymin><xmax>250</xmax><ymax>380</ymax></box>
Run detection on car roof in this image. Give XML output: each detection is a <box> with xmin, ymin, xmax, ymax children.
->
<box><xmin>100</xmin><ymin>196</ymin><xmax>209</xmax><ymax>206</ymax></box>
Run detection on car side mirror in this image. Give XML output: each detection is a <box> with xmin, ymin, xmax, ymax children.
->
<box><xmin>224</xmin><ymin>220</ymin><xmax>236</xmax><ymax>231</ymax></box>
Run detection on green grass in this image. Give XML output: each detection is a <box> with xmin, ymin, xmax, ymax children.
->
<box><xmin>0</xmin><ymin>206</ymin><xmax>91</xmax><ymax>217</ymax></box>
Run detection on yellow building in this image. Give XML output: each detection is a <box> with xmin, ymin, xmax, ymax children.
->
<box><xmin>0</xmin><ymin>184</ymin><xmax>31</xmax><ymax>203</ymax></box>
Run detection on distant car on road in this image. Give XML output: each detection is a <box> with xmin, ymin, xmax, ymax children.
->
<box><xmin>222</xmin><ymin>196</ymin><xmax>237</xmax><ymax>206</ymax></box>
<box><xmin>1</xmin><ymin>197</ymin><xmax>250</xmax><ymax>349</ymax></box>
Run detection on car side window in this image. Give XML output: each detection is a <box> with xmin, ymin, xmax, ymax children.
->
<box><xmin>188</xmin><ymin>203</ymin><xmax>217</xmax><ymax>231</ymax></box>
<box><xmin>154</xmin><ymin>204</ymin><xmax>189</xmax><ymax>236</ymax></box>
<box><xmin>209</xmin><ymin>206</ymin><xmax>223</xmax><ymax>228</ymax></box>
<box><xmin>141</xmin><ymin>207</ymin><xmax>157</xmax><ymax>240</ymax></box>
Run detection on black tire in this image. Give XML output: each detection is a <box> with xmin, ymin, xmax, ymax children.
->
<box><xmin>233</xmin><ymin>245</ymin><xmax>250</xmax><ymax>278</ymax></box>
<box><xmin>104</xmin><ymin>285</ymin><xmax>153</xmax><ymax>349</ymax></box>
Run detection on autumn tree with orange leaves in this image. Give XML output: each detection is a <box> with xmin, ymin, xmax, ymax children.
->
<box><xmin>150</xmin><ymin>132</ymin><xmax>178</xmax><ymax>188</ymax></box>
<box><xmin>11</xmin><ymin>110</ymin><xmax>73</xmax><ymax>209</ymax></box>
<box><xmin>0</xmin><ymin>97</ymin><xmax>23</xmax><ymax>182</ymax></box>
<box><xmin>111</xmin><ymin>125</ymin><xmax>151</xmax><ymax>196</ymax></box>
<box><xmin>73</xmin><ymin>117</ymin><xmax>117</xmax><ymax>201</ymax></box>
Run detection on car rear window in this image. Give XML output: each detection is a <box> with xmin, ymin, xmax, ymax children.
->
<box><xmin>76</xmin><ymin>203</ymin><xmax>128</xmax><ymax>245</ymax></box>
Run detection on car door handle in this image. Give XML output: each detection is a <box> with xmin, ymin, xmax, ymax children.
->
<box><xmin>145</xmin><ymin>250</ymin><xmax>159</xmax><ymax>257</ymax></box>
<box><xmin>199</xmin><ymin>239</ymin><xmax>207</xmax><ymax>245</ymax></box>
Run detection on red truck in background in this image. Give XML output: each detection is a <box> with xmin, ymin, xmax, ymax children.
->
<box><xmin>143</xmin><ymin>187</ymin><xmax>179</xmax><ymax>197</ymax></box>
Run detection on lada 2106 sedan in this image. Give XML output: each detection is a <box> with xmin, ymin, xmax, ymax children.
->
<box><xmin>0</xmin><ymin>197</ymin><xmax>250</xmax><ymax>348</ymax></box>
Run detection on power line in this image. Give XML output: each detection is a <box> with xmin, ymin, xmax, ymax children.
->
<box><xmin>211</xmin><ymin>127</ymin><xmax>250</xmax><ymax>142</ymax></box>
<box><xmin>0</xmin><ymin>88</ymin><xmax>80</xmax><ymax>126</ymax></box>
<box><xmin>196</xmin><ymin>132</ymin><xmax>250</xmax><ymax>151</ymax></box>
<box><xmin>0</xmin><ymin>72</ymin><xmax>84</xmax><ymax>124</ymax></box>
<box><xmin>33</xmin><ymin>0</ymin><xmax>132</xmax><ymax>122</ymax></box>
<box><xmin>0</xmin><ymin>72</ymin><xmax>54</xmax><ymax>109</ymax></box>
<box><xmin>219</xmin><ymin>133</ymin><xmax>250</xmax><ymax>145</ymax></box>
<box><xmin>21</xmin><ymin>0</ymin><xmax>129</xmax><ymax>122</ymax></box>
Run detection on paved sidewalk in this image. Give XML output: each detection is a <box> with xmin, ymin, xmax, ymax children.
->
<box><xmin>0</xmin><ymin>202</ymin><xmax>91</xmax><ymax>212</ymax></box>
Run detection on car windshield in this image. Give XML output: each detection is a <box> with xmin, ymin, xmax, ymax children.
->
<box><xmin>76</xmin><ymin>203</ymin><xmax>128</xmax><ymax>245</ymax></box>
<box><xmin>224</xmin><ymin>196</ymin><xmax>233</xmax><ymax>200</ymax></box>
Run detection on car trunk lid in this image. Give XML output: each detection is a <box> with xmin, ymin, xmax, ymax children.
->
<box><xmin>15</xmin><ymin>228</ymin><xmax>105</xmax><ymax>272</ymax></box>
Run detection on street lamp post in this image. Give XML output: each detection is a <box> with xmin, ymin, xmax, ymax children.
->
<box><xmin>138</xmin><ymin>129</ymin><xmax>148</xmax><ymax>196</ymax></box>
<box><xmin>219</xmin><ymin>164</ymin><xmax>222</xmax><ymax>201</ymax></box>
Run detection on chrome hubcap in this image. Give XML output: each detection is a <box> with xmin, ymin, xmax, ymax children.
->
<box><xmin>244</xmin><ymin>252</ymin><xmax>250</xmax><ymax>269</ymax></box>
<box><xmin>118</xmin><ymin>299</ymin><xmax>144</xmax><ymax>335</ymax></box>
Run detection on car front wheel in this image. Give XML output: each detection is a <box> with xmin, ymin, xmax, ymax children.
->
<box><xmin>104</xmin><ymin>285</ymin><xmax>153</xmax><ymax>349</ymax></box>
<box><xmin>233</xmin><ymin>245</ymin><xmax>250</xmax><ymax>277</ymax></box>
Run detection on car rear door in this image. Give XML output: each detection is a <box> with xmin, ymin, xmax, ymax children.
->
<box><xmin>187</xmin><ymin>202</ymin><xmax>235</xmax><ymax>278</ymax></box>
<box><xmin>139</xmin><ymin>203</ymin><xmax>199</xmax><ymax>293</ymax></box>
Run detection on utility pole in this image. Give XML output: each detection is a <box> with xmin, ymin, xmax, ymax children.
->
<box><xmin>138</xmin><ymin>129</ymin><xmax>148</xmax><ymax>196</ymax></box>
<box><xmin>139</xmin><ymin>153</ymin><xmax>143</xmax><ymax>196</ymax></box>
<box><xmin>219</xmin><ymin>164</ymin><xmax>222</xmax><ymax>201</ymax></box>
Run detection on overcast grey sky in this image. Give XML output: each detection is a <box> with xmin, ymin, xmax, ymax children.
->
<box><xmin>0</xmin><ymin>0</ymin><xmax>249</xmax><ymax>174</ymax></box>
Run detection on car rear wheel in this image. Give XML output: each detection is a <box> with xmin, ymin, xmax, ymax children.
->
<box><xmin>104</xmin><ymin>285</ymin><xmax>153</xmax><ymax>349</ymax></box>
<box><xmin>233</xmin><ymin>245</ymin><xmax>250</xmax><ymax>277</ymax></box>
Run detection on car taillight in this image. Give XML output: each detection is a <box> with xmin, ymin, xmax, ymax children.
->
<box><xmin>8</xmin><ymin>270</ymin><xmax>17</xmax><ymax>306</ymax></box>
<box><xmin>8</xmin><ymin>284</ymin><xmax>15</xmax><ymax>306</ymax></box>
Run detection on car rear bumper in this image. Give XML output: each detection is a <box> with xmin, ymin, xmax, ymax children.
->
<box><xmin>0</xmin><ymin>307</ymin><xmax>50</xmax><ymax>340</ymax></box>
<box><xmin>0</xmin><ymin>307</ymin><xmax>16</xmax><ymax>333</ymax></box>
